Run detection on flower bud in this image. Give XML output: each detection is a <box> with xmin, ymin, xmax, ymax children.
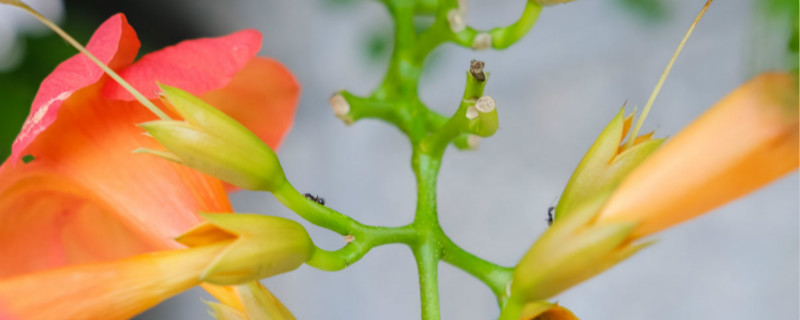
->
<box><xmin>597</xmin><ymin>72</ymin><xmax>799</xmax><ymax>238</ymax></box>
<box><xmin>137</xmin><ymin>85</ymin><xmax>286</xmax><ymax>191</ymax></box>
<box><xmin>176</xmin><ymin>213</ymin><xmax>313</xmax><ymax>286</ymax></box>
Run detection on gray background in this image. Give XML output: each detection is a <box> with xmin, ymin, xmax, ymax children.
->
<box><xmin>139</xmin><ymin>0</ymin><xmax>799</xmax><ymax>319</ymax></box>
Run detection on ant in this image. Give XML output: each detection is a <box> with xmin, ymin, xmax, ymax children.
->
<box><xmin>304</xmin><ymin>193</ymin><xmax>325</xmax><ymax>206</ymax></box>
<box><xmin>547</xmin><ymin>206</ymin><xmax>555</xmax><ymax>226</ymax></box>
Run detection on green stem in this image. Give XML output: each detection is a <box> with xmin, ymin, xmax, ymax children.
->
<box><xmin>497</xmin><ymin>296</ymin><xmax>526</xmax><ymax>320</ymax></box>
<box><xmin>273</xmin><ymin>182</ymin><xmax>364</xmax><ymax>235</ymax></box>
<box><xmin>490</xmin><ymin>2</ymin><xmax>543</xmax><ymax>49</ymax></box>
<box><xmin>420</xmin><ymin>68</ymin><xmax>487</xmax><ymax>156</ymax></box>
<box><xmin>306</xmin><ymin>226</ymin><xmax>417</xmax><ymax>271</ymax></box>
<box><xmin>415</xmin><ymin>241</ymin><xmax>442</xmax><ymax>320</ymax></box>
<box><xmin>441</xmin><ymin>238</ymin><xmax>513</xmax><ymax>300</ymax></box>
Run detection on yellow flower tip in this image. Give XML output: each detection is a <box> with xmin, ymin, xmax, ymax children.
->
<box><xmin>206</xmin><ymin>301</ymin><xmax>248</xmax><ymax>320</ymax></box>
<box><xmin>190</xmin><ymin>213</ymin><xmax>314</xmax><ymax>286</ymax></box>
<box><xmin>176</xmin><ymin>218</ymin><xmax>238</xmax><ymax>248</ymax></box>
<box><xmin>235</xmin><ymin>282</ymin><xmax>296</xmax><ymax>320</ymax></box>
<box><xmin>202</xmin><ymin>284</ymin><xmax>246</xmax><ymax>313</ymax></box>
<box><xmin>597</xmin><ymin>72</ymin><xmax>799</xmax><ymax>238</ymax></box>
<box><xmin>203</xmin><ymin>281</ymin><xmax>296</xmax><ymax>320</ymax></box>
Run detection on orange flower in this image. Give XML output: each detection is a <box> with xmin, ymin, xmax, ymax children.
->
<box><xmin>0</xmin><ymin>242</ymin><xmax>230</xmax><ymax>320</ymax></box>
<box><xmin>507</xmin><ymin>72</ymin><xmax>797</xmax><ymax>316</ymax></box>
<box><xmin>597</xmin><ymin>72</ymin><xmax>799</xmax><ymax>238</ymax></box>
<box><xmin>0</xmin><ymin>14</ymin><xmax>299</xmax><ymax>317</ymax></box>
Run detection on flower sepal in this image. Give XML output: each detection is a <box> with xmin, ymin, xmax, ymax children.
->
<box><xmin>509</xmin><ymin>194</ymin><xmax>651</xmax><ymax>305</ymax></box>
<box><xmin>176</xmin><ymin>213</ymin><xmax>313</xmax><ymax>286</ymax></box>
<box><xmin>206</xmin><ymin>281</ymin><xmax>295</xmax><ymax>320</ymax></box>
<box><xmin>555</xmin><ymin>107</ymin><xmax>665</xmax><ymax>222</ymax></box>
<box><xmin>137</xmin><ymin>84</ymin><xmax>287</xmax><ymax>192</ymax></box>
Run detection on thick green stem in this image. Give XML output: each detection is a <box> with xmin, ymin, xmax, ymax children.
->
<box><xmin>490</xmin><ymin>2</ymin><xmax>543</xmax><ymax>49</ymax></box>
<box><xmin>273</xmin><ymin>182</ymin><xmax>364</xmax><ymax>235</ymax></box>
<box><xmin>441</xmin><ymin>238</ymin><xmax>513</xmax><ymax>300</ymax></box>
<box><xmin>274</xmin><ymin>182</ymin><xmax>419</xmax><ymax>271</ymax></box>
<box><xmin>497</xmin><ymin>296</ymin><xmax>526</xmax><ymax>320</ymax></box>
<box><xmin>415</xmin><ymin>241</ymin><xmax>442</xmax><ymax>320</ymax></box>
<box><xmin>305</xmin><ymin>225</ymin><xmax>417</xmax><ymax>271</ymax></box>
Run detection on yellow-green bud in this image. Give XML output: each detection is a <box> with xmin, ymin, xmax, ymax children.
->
<box><xmin>177</xmin><ymin>213</ymin><xmax>313</xmax><ymax>286</ymax></box>
<box><xmin>137</xmin><ymin>85</ymin><xmax>286</xmax><ymax>191</ymax></box>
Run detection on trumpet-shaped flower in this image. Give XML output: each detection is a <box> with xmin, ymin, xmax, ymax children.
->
<box><xmin>0</xmin><ymin>13</ymin><xmax>299</xmax><ymax>317</ymax></box>
<box><xmin>597</xmin><ymin>72</ymin><xmax>799</xmax><ymax>237</ymax></box>
<box><xmin>506</xmin><ymin>72</ymin><xmax>798</xmax><ymax>319</ymax></box>
<box><xmin>0</xmin><ymin>213</ymin><xmax>312</xmax><ymax>319</ymax></box>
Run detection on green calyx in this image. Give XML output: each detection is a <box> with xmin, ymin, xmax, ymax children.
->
<box><xmin>555</xmin><ymin>107</ymin><xmax>665</xmax><ymax>222</ymax></box>
<box><xmin>177</xmin><ymin>213</ymin><xmax>313</xmax><ymax>286</ymax></box>
<box><xmin>507</xmin><ymin>194</ymin><xmax>652</xmax><ymax>311</ymax></box>
<box><xmin>136</xmin><ymin>85</ymin><xmax>286</xmax><ymax>191</ymax></box>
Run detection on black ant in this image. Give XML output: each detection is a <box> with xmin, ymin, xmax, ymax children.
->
<box><xmin>304</xmin><ymin>193</ymin><xmax>325</xmax><ymax>206</ymax></box>
<box><xmin>547</xmin><ymin>206</ymin><xmax>555</xmax><ymax>226</ymax></box>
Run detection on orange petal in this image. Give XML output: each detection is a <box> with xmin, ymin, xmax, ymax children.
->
<box><xmin>202</xmin><ymin>57</ymin><xmax>300</xmax><ymax>151</ymax></box>
<box><xmin>598</xmin><ymin>72</ymin><xmax>799</xmax><ymax>237</ymax></box>
<box><xmin>0</xmin><ymin>243</ymin><xmax>227</xmax><ymax>320</ymax></box>
<box><xmin>0</xmin><ymin>86</ymin><xmax>232</xmax><ymax>277</ymax></box>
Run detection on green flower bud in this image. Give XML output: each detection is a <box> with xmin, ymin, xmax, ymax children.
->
<box><xmin>137</xmin><ymin>85</ymin><xmax>286</xmax><ymax>191</ymax></box>
<box><xmin>176</xmin><ymin>213</ymin><xmax>313</xmax><ymax>286</ymax></box>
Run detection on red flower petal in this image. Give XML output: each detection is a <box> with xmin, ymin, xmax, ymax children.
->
<box><xmin>102</xmin><ymin>29</ymin><xmax>262</xmax><ymax>100</ymax></box>
<box><xmin>10</xmin><ymin>14</ymin><xmax>140</xmax><ymax>165</ymax></box>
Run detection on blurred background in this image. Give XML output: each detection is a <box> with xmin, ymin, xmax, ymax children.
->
<box><xmin>1</xmin><ymin>0</ymin><xmax>797</xmax><ymax>319</ymax></box>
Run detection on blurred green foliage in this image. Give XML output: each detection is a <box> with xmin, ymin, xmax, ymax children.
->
<box><xmin>615</xmin><ymin>0</ymin><xmax>670</xmax><ymax>24</ymax></box>
<box><xmin>767</xmin><ymin>0</ymin><xmax>799</xmax><ymax>70</ymax></box>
